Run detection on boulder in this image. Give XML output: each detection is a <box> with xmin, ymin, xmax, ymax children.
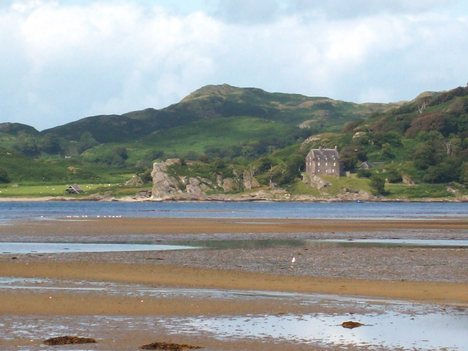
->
<box><xmin>44</xmin><ymin>336</ymin><xmax>96</xmax><ymax>345</ymax></box>
<box><xmin>243</xmin><ymin>169</ymin><xmax>260</xmax><ymax>190</ymax></box>
<box><xmin>341</xmin><ymin>321</ymin><xmax>364</xmax><ymax>329</ymax></box>
<box><xmin>303</xmin><ymin>174</ymin><xmax>331</xmax><ymax>189</ymax></box>
<box><xmin>125</xmin><ymin>175</ymin><xmax>144</xmax><ymax>186</ymax></box>
<box><xmin>186</xmin><ymin>178</ymin><xmax>204</xmax><ymax>196</ymax></box>
<box><xmin>402</xmin><ymin>175</ymin><xmax>415</xmax><ymax>185</ymax></box>
<box><xmin>222</xmin><ymin>178</ymin><xmax>237</xmax><ymax>192</ymax></box>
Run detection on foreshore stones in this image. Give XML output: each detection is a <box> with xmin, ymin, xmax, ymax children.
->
<box><xmin>341</xmin><ymin>321</ymin><xmax>364</xmax><ymax>329</ymax></box>
<box><xmin>140</xmin><ymin>341</ymin><xmax>202</xmax><ymax>350</ymax></box>
<box><xmin>44</xmin><ymin>336</ymin><xmax>97</xmax><ymax>345</ymax></box>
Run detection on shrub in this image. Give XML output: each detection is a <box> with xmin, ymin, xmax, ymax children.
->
<box><xmin>0</xmin><ymin>168</ymin><xmax>10</xmax><ymax>183</ymax></box>
<box><xmin>357</xmin><ymin>169</ymin><xmax>372</xmax><ymax>178</ymax></box>
<box><xmin>370</xmin><ymin>174</ymin><xmax>386</xmax><ymax>195</ymax></box>
<box><xmin>386</xmin><ymin>169</ymin><xmax>402</xmax><ymax>183</ymax></box>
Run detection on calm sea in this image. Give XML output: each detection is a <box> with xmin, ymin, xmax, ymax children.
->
<box><xmin>0</xmin><ymin>201</ymin><xmax>466</xmax><ymax>222</ymax></box>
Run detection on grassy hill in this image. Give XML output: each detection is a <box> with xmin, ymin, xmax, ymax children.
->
<box><xmin>0</xmin><ymin>84</ymin><xmax>466</xmax><ymax>199</ymax></box>
<box><xmin>1</xmin><ymin>84</ymin><xmax>393</xmax><ymax>177</ymax></box>
<box><xmin>41</xmin><ymin>84</ymin><xmax>393</xmax><ymax>142</ymax></box>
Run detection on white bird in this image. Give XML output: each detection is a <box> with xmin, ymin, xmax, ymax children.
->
<box><xmin>291</xmin><ymin>256</ymin><xmax>296</xmax><ymax>263</ymax></box>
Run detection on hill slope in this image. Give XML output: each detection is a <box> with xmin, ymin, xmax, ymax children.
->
<box><xmin>41</xmin><ymin>84</ymin><xmax>394</xmax><ymax>143</ymax></box>
<box><xmin>0</xmin><ymin>84</ymin><xmax>465</xmax><ymax>199</ymax></box>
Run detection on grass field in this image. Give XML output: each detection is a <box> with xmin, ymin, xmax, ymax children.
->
<box><xmin>0</xmin><ymin>183</ymin><xmax>150</xmax><ymax>198</ymax></box>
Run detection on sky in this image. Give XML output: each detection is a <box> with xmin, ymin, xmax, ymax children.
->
<box><xmin>1</xmin><ymin>0</ymin><xmax>467</xmax><ymax>130</ymax></box>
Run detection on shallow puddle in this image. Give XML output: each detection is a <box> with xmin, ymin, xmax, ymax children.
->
<box><xmin>1</xmin><ymin>306</ymin><xmax>466</xmax><ymax>351</ymax></box>
<box><xmin>184</xmin><ymin>310</ymin><xmax>467</xmax><ymax>350</ymax></box>
<box><xmin>0</xmin><ymin>242</ymin><xmax>196</xmax><ymax>254</ymax></box>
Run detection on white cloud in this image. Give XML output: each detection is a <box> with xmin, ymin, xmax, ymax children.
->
<box><xmin>0</xmin><ymin>0</ymin><xmax>467</xmax><ymax>130</ymax></box>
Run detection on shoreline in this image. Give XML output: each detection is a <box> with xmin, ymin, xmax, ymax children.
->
<box><xmin>0</xmin><ymin>195</ymin><xmax>466</xmax><ymax>202</ymax></box>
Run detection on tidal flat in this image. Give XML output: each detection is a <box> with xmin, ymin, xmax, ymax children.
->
<box><xmin>0</xmin><ymin>202</ymin><xmax>466</xmax><ymax>350</ymax></box>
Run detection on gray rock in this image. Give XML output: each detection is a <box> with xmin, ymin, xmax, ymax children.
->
<box><xmin>223</xmin><ymin>178</ymin><xmax>237</xmax><ymax>192</ymax></box>
<box><xmin>151</xmin><ymin>159</ymin><xmax>182</xmax><ymax>200</ymax></box>
<box><xmin>124</xmin><ymin>175</ymin><xmax>143</xmax><ymax>187</ymax></box>
<box><xmin>243</xmin><ymin>169</ymin><xmax>260</xmax><ymax>190</ymax></box>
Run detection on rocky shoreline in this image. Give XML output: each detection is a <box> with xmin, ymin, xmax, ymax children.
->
<box><xmin>0</xmin><ymin>193</ymin><xmax>466</xmax><ymax>202</ymax></box>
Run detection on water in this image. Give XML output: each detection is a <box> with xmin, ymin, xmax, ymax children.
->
<box><xmin>185</xmin><ymin>311</ymin><xmax>467</xmax><ymax>350</ymax></box>
<box><xmin>0</xmin><ymin>201</ymin><xmax>466</xmax><ymax>223</ymax></box>
<box><xmin>0</xmin><ymin>290</ymin><xmax>465</xmax><ymax>350</ymax></box>
<box><xmin>1</xmin><ymin>277</ymin><xmax>466</xmax><ymax>350</ymax></box>
<box><xmin>0</xmin><ymin>242</ymin><xmax>196</xmax><ymax>254</ymax></box>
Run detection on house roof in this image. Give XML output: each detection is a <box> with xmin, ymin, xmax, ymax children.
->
<box><xmin>66</xmin><ymin>184</ymin><xmax>83</xmax><ymax>193</ymax></box>
<box><xmin>307</xmin><ymin>148</ymin><xmax>339</xmax><ymax>161</ymax></box>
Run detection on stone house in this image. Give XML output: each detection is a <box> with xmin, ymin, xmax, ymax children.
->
<box><xmin>305</xmin><ymin>147</ymin><xmax>341</xmax><ymax>176</ymax></box>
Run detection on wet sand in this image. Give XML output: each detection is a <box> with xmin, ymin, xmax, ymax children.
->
<box><xmin>0</xmin><ymin>217</ymin><xmax>467</xmax><ymax>350</ymax></box>
<box><xmin>1</xmin><ymin>217</ymin><xmax>466</xmax><ymax>236</ymax></box>
<box><xmin>1</xmin><ymin>260</ymin><xmax>468</xmax><ymax>315</ymax></box>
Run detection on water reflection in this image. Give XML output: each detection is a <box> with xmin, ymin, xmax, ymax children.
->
<box><xmin>186</xmin><ymin>311</ymin><xmax>467</xmax><ymax>350</ymax></box>
<box><xmin>0</xmin><ymin>242</ymin><xmax>196</xmax><ymax>254</ymax></box>
<box><xmin>1</xmin><ymin>308</ymin><xmax>466</xmax><ymax>351</ymax></box>
<box><xmin>0</xmin><ymin>277</ymin><xmax>466</xmax><ymax>350</ymax></box>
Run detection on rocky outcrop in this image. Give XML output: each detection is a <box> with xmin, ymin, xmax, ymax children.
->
<box><xmin>402</xmin><ymin>175</ymin><xmax>415</xmax><ymax>185</ymax></box>
<box><xmin>151</xmin><ymin>159</ymin><xmax>221</xmax><ymax>200</ymax></box>
<box><xmin>151</xmin><ymin>159</ymin><xmax>266</xmax><ymax>200</ymax></box>
<box><xmin>243</xmin><ymin>169</ymin><xmax>260</xmax><ymax>190</ymax></box>
<box><xmin>151</xmin><ymin>159</ymin><xmax>184</xmax><ymax>200</ymax></box>
<box><xmin>302</xmin><ymin>174</ymin><xmax>331</xmax><ymax>189</ymax></box>
<box><xmin>185</xmin><ymin>177</ymin><xmax>211</xmax><ymax>197</ymax></box>
<box><xmin>222</xmin><ymin>178</ymin><xmax>237</xmax><ymax>192</ymax></box>
<box><xmin>124</xmin><ymin>175</ymin><xmax>143</xmax><ymax>186</ymax></box>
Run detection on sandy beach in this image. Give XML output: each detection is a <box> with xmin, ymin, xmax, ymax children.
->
<box><xmin>0</xmin><ymin>216</ymin><xmax>467</xmax><ymax>350</ymax></box>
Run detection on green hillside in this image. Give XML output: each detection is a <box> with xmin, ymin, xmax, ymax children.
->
<box><xmin>0</xmin><ymin>84</ymin><xmax>466</xmax><ymax>199</ymax></box>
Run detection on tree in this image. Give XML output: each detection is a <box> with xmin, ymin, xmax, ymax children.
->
<box><xmin>386</xmin><ymin>169</ymin><xmax>402</xmax><ymax>183</ymax></box>
<box><xmin>423</xmin><ymin>159</ymin><xmax>462</xmax><ymax>183</ymax></box>
<box><xmin>413</xmin><ymin>138</ymin><xmax>445</xmax><ymax>170</ymax></box>
<box><xmin>370</xmin><ymin>174</ymin><xmax>386</xmax><ymax>195</ymax></box>
<box><xmin>340</xmin><ymin>145</ymin><xmax>367</xmax><ymax>172</ymax></box>
<box><xmin>0</xmin><ymin>168</ymin><xmax>10</xmax><ymax>183</ymax></box>
<box><xmin>461</xmin><ymin>163</ymin><xmax>468</xmax><ymax>186</ymax></box>
<box><xmin>381</xmin><ymin>143</ymin><xmax>395</xmax><ymax>160</ymax></box>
